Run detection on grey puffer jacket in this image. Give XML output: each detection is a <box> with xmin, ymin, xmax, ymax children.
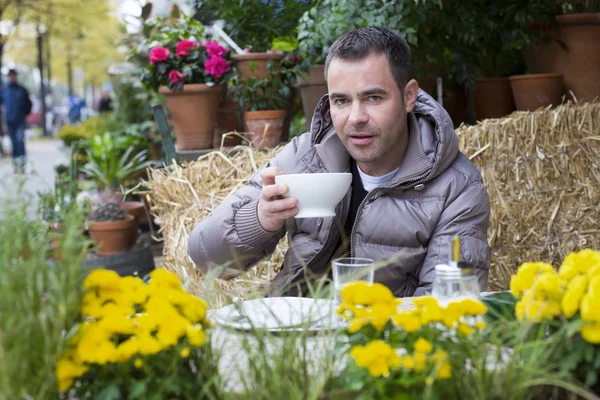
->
<box><xmin>188</xmin><ymin>90</ymin><xmax>491</xmax><ymax>297</ymax></box>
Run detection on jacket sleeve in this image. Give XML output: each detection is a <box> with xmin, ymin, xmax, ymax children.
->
<box><xmin>187</xmin><ymin>135</ymin><xmax>305</xmax><ymax>280</ymax></box>
<box><xmin>414</xmin><ymin>181</ymin><xmax>491</xmax><ymax>296</ymax></box>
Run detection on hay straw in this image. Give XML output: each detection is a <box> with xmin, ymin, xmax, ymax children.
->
<box><xmin>457</xmin><ymin>101</ymin><xmax>600</xmax><ymax>290</ymax></box>
<box><xmin>145</xmin><ymin>143</ymin><xmax>288</xmax><ymax>308</ymax></box>
<box><xmin>147</xmin><ymin>102</ymin><xmax>600</xmax><ymax>306</ymax></box>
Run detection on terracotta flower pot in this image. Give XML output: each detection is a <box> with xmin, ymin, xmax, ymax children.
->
<box><xmin>232</xmin><ymin>52</ymin><xmax>284</xmax><ymax>80</ymax></box>
<box><xmin>474</xmin><ymin>77</ymin><xmax>515</xmax><ymax>120</ymax></box>
<box><xmin>243</xmin><ymin>110</ymin><xmax>287</xmax><ymax>149</ymax></box>
<box><xmin>297</xmin><ymin>64</ymin><xmax>328</xmax><ymax>130</ymax></box>
<box><xmin>159</xmin><ymin>84</ymin><xmax>225</xmax><ymax>150</ymax></box>
<box><xmin>525</xmin><ymin>13</ymin><xmax>600</xmax><ymax>103</ymax></box>
<box><xmin>443</xmin><ymin>87</ymin><xmax>469</xmax><ymax>128</ymax></box>
<box><xmin>509</xmin><ymin>73</ymin><xmax>564</xmax><ymax>112</ymax></box>
<box><xmin>121</xmin><ymin>201</ymin><xmax>144</xmax><ymax>246</ymax></box>
<box><xmin>87</xmin><ymin>215</ymin><xmax>137</xmax><ymax>256</ymax></box>
<box><xmin>214</xmin><ymin>93</ymin><xmax>243</xmax><ymax>149</ymax></box>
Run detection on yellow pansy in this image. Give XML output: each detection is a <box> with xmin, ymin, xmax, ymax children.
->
<box><xmin>56</xmin><ymin>358</ymin><xmax>87</xmax><ymax>392</ymax></box>
<box><xmin>510</xmin><ymin>262</ymin><xmax>555</xmax><ymax>298</ymax></box>
<box><xmin>138</xmin><ymin>333</ymin><xmax>163</xmax><ymax>355</ymax></box>
<box><xmin>83</xmin><ymin>269</ymin><xmax>121</xmax><ymax>291</ymax></box>
<box><xmin>414</xmin><ymin>338</ymin><xmax>433</xmax><ymax>354</ymax></box>
<box><xmin>186</xmin><ymin>324</ymin><xmax>206</xmax><ymax>347</ymax></box>
<box><xmin>458</xmin><ymin>322</ymin><xmax>474</xmax><ymax>336</ymax></box>
<box><xmin>458</xmin><ymin>298</ymin><xmax>488</xmax><ymax>316</ymax></box>
<box><xmin>559</xmin><ymin>250</ymin><xmax>600</xmax><ymax>282</ymax></box>
<box><xmin>581</xmin><ymin>321</ymin><xmax>600</xmax><ymax>344</ymax></box>
<box><xmin>116</xmin><ymin>337</ymin><xmax>140</xmax><ymax>362</ymax></box>
<box><xmin>402</xmin><ymin>354</ymin><xmax>416</xmax><ymax>369</ymax></box>
<box><xmin>531</xmin><ymin>272</ymin><xmax>563</xmax><ymax>301</ymax></box>
<box><xmin>149</xmin><ymin>269</ymin><xmax>183</xmax><ymax>291</ymax></box>
<box><xmin>437</xmin><ymin>361</ymin><xmax>452</xmax><ymax>379</ymax></box>
<box><xmin>580</xmin><ymin>294</ymin><xmax>599</xmax><ymax>322</ymax></box>
<box><xmin>180</xmin><ymin>347</ymin><xmax>191</xmax><ymax>358</ymax></box>
<box><xmin>392</xmin><ymin>311</ymin><xmax>421</xmax><ymax>333</ymax></box>
<box><xmin>349</xmin><ymin>340</ymin><xmax>401</xmax><ymax>377</ymax></box>
<box><xmin>134</xmin><ymin>358</ymin><xmax>144</xmax><ymax>368</ymax></box>
<box><xmin>561</xmin><ymin>275</ymin><xmax>588</xmax><ymax>319</ymax></box>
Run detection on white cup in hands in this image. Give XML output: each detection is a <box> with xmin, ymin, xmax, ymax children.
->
<box><xmin>257</xmin><ymin>167</ymin><xmax>299</xmax><ymax>232</ymax></box>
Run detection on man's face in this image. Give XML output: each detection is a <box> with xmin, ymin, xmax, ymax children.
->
<box><xmin>327</xmin><ymin>52</ymin><xmax>418</xmax><ymax>175</ymax></box>
<box><xmin>8</xmin><ymin>73</ymin><xmax>17</xmax><ymax>84</ymax></box>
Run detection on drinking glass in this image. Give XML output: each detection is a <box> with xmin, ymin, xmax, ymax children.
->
<box><xmin>332</xmin><ymin>257</ymin><xmax>375</xmax><ymax>305</ymax></box>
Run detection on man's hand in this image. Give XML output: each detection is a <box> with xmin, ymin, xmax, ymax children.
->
<box><xmin>257</xmin><ymin>167</ymin><xmax>298</xmax><ymax>232</ymax></box>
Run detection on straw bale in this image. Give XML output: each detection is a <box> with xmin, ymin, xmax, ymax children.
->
<box><xmin>147</xmin><ymin>102</ymin><xmax>600</xmax><ymax>306</ymax></box>
<box><xmin>145</xmin><ymin>139</ymin><xmax>288</xmax><ymax>308</ymax></box>
<box><xmin>457</xmin><ymin>102</ymin><xmax>600</xmax><ymax>290</ymax></box>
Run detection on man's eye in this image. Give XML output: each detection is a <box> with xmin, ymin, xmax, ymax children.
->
<box><xmin>368</xmin><ymin>96</ymin><xmax>381</xmax><ymax>102</ymax></box>
<box><xmin>333</xmin><ymin>98</ymin><xmax>347</xmax><ymax>105</ymax></box>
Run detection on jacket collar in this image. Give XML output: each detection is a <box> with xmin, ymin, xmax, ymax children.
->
<box><xmin>312</xmin><ymin>89</ymin><xmax>458</xmax><ymax>186</ymax></box>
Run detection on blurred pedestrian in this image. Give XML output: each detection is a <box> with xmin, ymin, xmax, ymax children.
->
<box><xmin>68</xmin><ymin>93</ymin><xmax>85</xmax><ymax>124</ymax></box>
<box><xmin>98</xmin><ymin>91</ymin><xmax>113</xmax><ymax>113</ymax></box>
<box><xmin>0</xmin><ymin>69</ymin><xmax>32</xmax><ymax>173</ymax></box>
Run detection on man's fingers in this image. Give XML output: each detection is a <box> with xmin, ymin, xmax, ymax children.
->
<box><xmin>260</xmin><ymin>167</ymin><xmax>284</xmax><ymax>186</ymax></box>
<box><xmin>261</xmin><ymin>183</ymin><xmax>288</xmax><ymax>200</ymax></box>
<box><xmin>263</xmin><ymin>197</ymin><xmax>297</xmax><ymax>214</ymax></box>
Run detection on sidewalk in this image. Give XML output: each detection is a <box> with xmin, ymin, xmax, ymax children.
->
<box><xmin>0</xmin><ymin>138</ymin><xmax>68</xmax><ymax>218</ymax></box>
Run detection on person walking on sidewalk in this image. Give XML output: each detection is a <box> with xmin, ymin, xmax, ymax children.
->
<box><xmin>0</xmin><ymin>69</ymin><xmax>32</xmax><ymax>173</ymax></box>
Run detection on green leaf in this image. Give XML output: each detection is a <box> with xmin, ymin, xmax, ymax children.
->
<box><xmin>594</xmin><ymin>349</ymin><xmax>600</xmax><ymax>369</ymax></box>
<box><xmin>585</xmin><ymin>369</ymin><xmax>598</xmax><ymax>387</ymax></box>
<box><xmin>129</xmin><ymin>380</ymin><xmax>147</xmax><ymax>399</ymax></box>
<box><xmin>559</xmin><ymin>346</ymin><xmax>584</xmax><ymax>373</ymax></box>
<box><xmin>96</xmin><ymin>383</ymin><xmax>121</xmax><ymax>400</ymax></box>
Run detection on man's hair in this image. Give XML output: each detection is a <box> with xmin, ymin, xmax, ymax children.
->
<box><xmin>8</xmin><ymin>69</ymin><xmax>17</xmax><ymax>76</ymax></box>
<box><xmin>324</xmin><ymin>26</ymin><xmax>412</xmax><ymax>91</ymax></box>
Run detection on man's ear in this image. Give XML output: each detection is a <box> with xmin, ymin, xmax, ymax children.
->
<box><xmin>404</xmin><ymin>79</ymin><xmax>419</xmax><ymax>113</ymax></box>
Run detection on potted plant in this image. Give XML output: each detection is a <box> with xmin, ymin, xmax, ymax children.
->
<box><xmin>525</xmin><ymin>0</ymin><xmax>600</xmax><ymax>103</ymax></box>
<box><xmin>231</xmin><ymin>63</ymin><xmax>290</xmax><ymax>149</ymax></box>
<box><xmin>139</xmin><ymin>14</ymin><xmax>233</xmax><ymax>150</ymax></box>
<box><xmin>86</xmin><ymin>193</ymin><xmax>137</xmax><ymax>256</ymax></box>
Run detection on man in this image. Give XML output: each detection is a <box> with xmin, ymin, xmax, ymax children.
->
<box><xmin>0</xmin><ymin>69</ymin><xmax>32</xmax><ymax>173</ymax></box>
<box><xmin>188</xmin><ymin>27</ymin><xmax>491</xmax><ymax>297</ymax></box>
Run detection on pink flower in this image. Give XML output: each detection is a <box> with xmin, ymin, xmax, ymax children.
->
<box><xmin>204</xmin><ymin>56</ymin><xmax>230</xmax><ymax>78</ymax></box>
<box><xmin>168</xmin><ymin>70</ymin><xmax>184</xmax><ymax>84</ymax></box>
<box><xmin>204</xmin><ymin>41</ymin><xmax>228</xmax><ymax>58</ymax></box>
<box><xmin>149</xmin><ymin>46</ymin><xmax>170</xmax><ymax>64</ymax></box>
<box><xmin>176</xmin><ymin>40</ymin><xmax>200</xmax><ymax>57</ymax></box>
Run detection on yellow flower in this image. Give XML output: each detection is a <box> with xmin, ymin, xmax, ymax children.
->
<box><xmin>98</xmin><ymin>314</ymin><xmax>136</xmax><ymax>336</ymax></box>
<box><xmin>441</xmin><ymin>303</ymin><xmax>463</xmax><ymax>328</ymax></box>
<box><xmin>420</xmin><ymin>302</ymin><xmax>444</xmax><ymax>325</ymax></box>
<box><xmin>180</xmin><ymin>295</ymin><xmax>208</xmax><ymax>323</ymax></box>
<box><xmin>433</xmin><ymin>349</ymin><xmax>448</xmax><ymax>363</ymax></box>
<box><xmin>83</xmin><ymin>269</ymin><xmax>121</xmax><ymax>291</ymax></box>
<box><xmin>392</xmin><ymin>311</ymin><xmax>421</xmax><ymax>333</ymax></box>
<box><xmin>515</xmin><ymin>291</ymin><xmax>561</xmax><ymax>323</ymax></box>
<box><xmin>76</xmin><ymin>324</ymin><xmax>114</xmax><ymax>364</ymax></box>
<box><xmin>458</xmin><ymin>322</ymin><xmax>474</xmax><ymax>336</ymax></box>
<box><xmin>437</xmin><ymin>361</ymin><xmax>452</xmax><ymax>379</ymax></box>
<box><xmin>559</xmin><ymin>250</ymin><xmax>600</xmax><ymax>282</ymax></box>
<box><xmin>414</xmin><ymin>352</ymin><xmax>427</xmax><ymax>372</ymax></box>
<box><xmin>581</xmin><ymin>321</ymin><xmax>600</xmax><ymax>344</ymax></box>
<box><xmin>56</xmin><ymin>358</ymin><xmax>87</xmax><ymax>392</ymax></box>
<box><xmin>138</xmin><ymin>333</ymin><xmax>163</xmax><ymax>355</ymax></box>
<box><xmin>414</xmin><ymin>338</ymin><xmax>433</xmax><ymax>354</ymax></box>
<box><xmin>348</xmin><ymin>318</ymin><xmax>370</xmax><ymax>334</ymax></box>
<box><xmin>149</xmin><ymin>269</ymin><xmax>183</xmax><ymax>291</ymax></box>
<box><xmin>134</xmin><ymin>358</ymin><xmax>143</xmax><ymax>368</ymax></box>
<box><xmin>368</xmin><ymin>302</ymin><xmax>397</xmax><ymax>331</ymax></box>
<box><xmin>186</xmin><ymin>324</ymin><xmax>206</xmax><ymax>347</ymax></box>
<box><xmin>475</xmin><ymin>320</ymin><xmax>486</xmax><ymax>330</ymax></box>
<box><xmin>580</xmin><ymin>294</ymin><xmax>599</xmax><ymax>322</ymax></box>
<box><xmin>458</xmin><ymin>298</ymin><xmax>488</xmax><ymax>316</ymax></box>
<box><xmin>156</xmin><ymin>313</ymin><xmax>191</xmax><ymax>347</ymax></box>
<box><xmin>588</xmin><ymin>276</ymin><xmax>600</xmax><ymax>296</ymax></box>
<box><xmin>180</xmin><ymin>347</ymin><xmax>191</xmax><ymax>358</ymax></box>
<box><xmin>349</xmin><ymin>340</ymin><xmax>401</xmax><ymax>377</ymax></box>
<box><xmin>339</xmin><ymin>282</ymin><xmax>400</xmax><ymax>308</ymax></box>
<box><xmin>402</xmin><ymin>354</ymin><xmax>416</xmax><ymax>369</ymax></box>
<box><xmin>510</xmin><ymin>262</ymin><xmax>555</xmax><ymax>298</ymax></box>
<box><xmin>116</xmin><ymin>337</ymin><xmax>140</xmax><ymax>362</ymax></box>
<box><xmin>413</xmin><ymin>296</ymin><xmax>439</xmax><ymax>308</ymax></box>
<box><xmin>531</xmin><ymin>272</ymin><xmax>563</xmax><ymax>301</ymax></box>
<box><xmin>120</xmin><ymin>276</ymin><xmax>149</xmax><ymax>305</ymax></box>
<box><xmin>561</xmin><ymin>275</ymin><xmax>588</xmax><ymax>318</ymax></box>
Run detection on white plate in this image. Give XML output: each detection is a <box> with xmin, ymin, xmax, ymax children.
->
<box><xmin>213</xmin><ymin>297</ymin><xmax>337</xmax><ymax>331</ymax></box>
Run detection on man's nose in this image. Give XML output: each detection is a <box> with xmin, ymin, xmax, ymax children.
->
<box><xmin>348</xmin><ymin>102</ymin><xmax>368</xmax><ymax>126</ymax></box>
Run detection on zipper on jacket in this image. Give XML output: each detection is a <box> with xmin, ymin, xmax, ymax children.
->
<box><xmin>349</xmin><ymin>172</ymin><xmax>430</xmax><ymax>257</ymax></box>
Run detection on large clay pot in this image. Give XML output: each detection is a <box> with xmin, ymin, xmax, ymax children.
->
<box><xmin>121</xmin><ymin>201</ymin><xmax>144</xmax><ymax>246</ymax></box>
<box><xmin>214</xmin><ymin>93</ymin><xmax>243</xmax><ymax>149</ymax></box>
<box><xmin>243</xmin><ymin>110</ymin><xmax>286</xmax><ymax>149</ymax></box>
<box><xmin>159</xmin><ymin>84</ymin><xmax>224</xmax><ymax>150</ymax></box>
<box><xmin>525</xmin><ymin>13</ymin><xmax>600</xmax><ymax>102</ymax></box>
<box><xmin>443</xmin><ymin>87</ymin><xmax>469</xmax><ymax>128</ymax></box>
<box><xmin>87</xmin><ymin>215</ymin><xmax>136</xmax><ymax>256</ymax></box>
<box><xmin>297</xmin><ymin>64</ymin><xmax>328</xmax><ymax>130</ymax></box>
<box><xmin>474</xmin><ymin>77</ymin><xmax>515</xmax><ymax>120</ymax></box>
<box><xmin>232</xmin><ymin>53</ymin><xmax>284</xmax><ymax>80</ymax></box>
<box><xmin>509</xmin><ymin>73</ymin><xmax>564</xmax><ymax>111</ymax></box>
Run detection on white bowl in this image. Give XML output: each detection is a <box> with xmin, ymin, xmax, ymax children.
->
<box><xmin>274</xmin><ymin>173</ymin><xmax>352</xmax><ymax>218</ymax></box>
